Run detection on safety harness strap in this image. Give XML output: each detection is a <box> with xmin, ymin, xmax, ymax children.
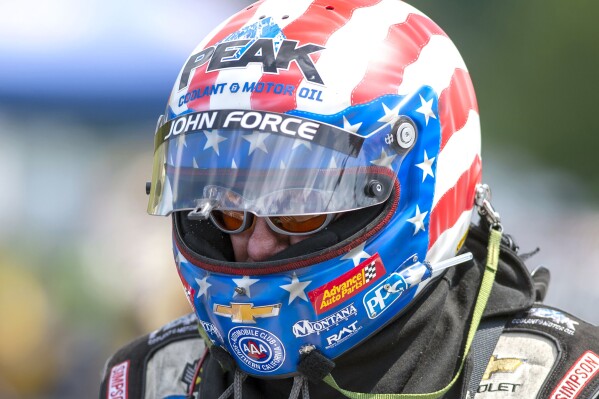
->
<box><xmin>467</xmin><ymin>317</ymin><xmax>507</xmax><ymax>397</ymax></box>
<box><xmin>323</xmin><ymin>228</ymin><xmax>503</xmax><ymax>399</ymax></box>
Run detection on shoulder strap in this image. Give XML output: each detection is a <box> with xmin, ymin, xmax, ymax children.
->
<box><xmin>466</xmin><ymin>318</ymin><xmax>507</xmax><ymax>398</ymax></box>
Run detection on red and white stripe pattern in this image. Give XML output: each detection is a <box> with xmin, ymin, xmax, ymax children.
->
<box><xmin>169</xmin><ymin>0</ymin><xmax>481</xmax><ymax>262</ymax></box>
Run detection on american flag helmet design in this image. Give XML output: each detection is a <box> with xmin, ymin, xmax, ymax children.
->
<box><xmin>151</xmin><ymin>0</ymin><xmax>481</xmax><ymax>378</ymax></box>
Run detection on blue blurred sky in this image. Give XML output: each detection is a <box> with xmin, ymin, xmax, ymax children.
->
<box><xmin>0</xmin><ymin>0</ymin><xmax>251</xmax><ymax>123</ymax></box>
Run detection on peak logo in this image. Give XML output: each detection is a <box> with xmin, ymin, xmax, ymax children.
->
<box><xmin>179</xmin><ymin>39</ymin><xmax>325</xmax><ymax>90</ymax></box>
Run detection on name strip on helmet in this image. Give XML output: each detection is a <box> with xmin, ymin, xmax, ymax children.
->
<box><xmin>155</xmin><ymin>110</ymin><xmax>364</xmax><ymax>157</ymax></box>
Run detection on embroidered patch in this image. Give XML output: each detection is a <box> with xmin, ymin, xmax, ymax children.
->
<box><xmin>475</xmin><ymin>332</ymin><xmax>557</xmax><ymax>398</ymax></box>
<box><xmin>147</xmin><ymin>313</ymin><xmax>198</xmax><ymax>346</ymax></box>
<box><xmin>483</xmin><ymin>355</ymin><xmax>524</xmax><ymax>380</ymax></box>
<box><xmin>528</xmin><ymin>307</ymin><xmax>579</xmax><ymax>332</ymax></box>
<box><xmin>550</xmin><ymin>351</ymin><xmax>599</xmax><ymax>399</ymax></box>
<box><xmin>107</xmin><ymin>361</ymin><xmax>129</xmax><ymax>399</ymax></box>
<box><xmin>181</xmin><ymin>359</ymin><xmax>199</xmax><ymax>392</ymax></box>
<box><xmin>144</xmin><ymin>338</ymin><xmax>206</xmax><ymax>398</ymax></box>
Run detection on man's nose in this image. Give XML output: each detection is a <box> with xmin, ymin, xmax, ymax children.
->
<box><xmin>246</xmin><ymin>217</ymin><xmax>289</xmax><ymax>262</ymax></box>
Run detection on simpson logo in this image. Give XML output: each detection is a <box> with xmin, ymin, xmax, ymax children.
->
<box><xmin>292</xmin><ymin>304</ymin><xmax>358</xmax><ymax>337</ymax></box>
<box><xmin>308</xmin><ymin>254</ymin><xmax>385</xmax><ymax>315</ymax></box>
<box><xmin>228</xmin><ymin>326</ymin><xmax>285</xmax><ymax>373</ymax></box>
<box><xmin>550</xmin><ymin>351</ymin><xmax>599</xmax><ymax>399</ymax></box>
<box><xmin>107</xmin><ymin>361</ymin><xmax>129</xmax><ymax>399</ymax></box>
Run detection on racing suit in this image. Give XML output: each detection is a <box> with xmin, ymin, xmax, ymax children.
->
<box><xmin>100</xmin><ymin>223</ymin><xmax>599</xmax><ymax>399</ymax></box>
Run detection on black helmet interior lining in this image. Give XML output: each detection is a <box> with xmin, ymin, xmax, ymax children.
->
<box><xmin>173</xmin><ymin>199</ymin><xmax>391</xmax><ymax>265</ymax></box>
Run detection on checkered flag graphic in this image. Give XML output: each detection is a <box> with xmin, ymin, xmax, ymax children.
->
<box><xmin>364</xmin><ymin>262</ymin><xmax>377</xmax><ymax>283</ymax></box>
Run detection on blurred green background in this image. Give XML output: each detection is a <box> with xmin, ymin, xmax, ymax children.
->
<box><xmin>0</xmin><ymin>1</ymin><xmax>597</xmax><ymax>397</ymax></box>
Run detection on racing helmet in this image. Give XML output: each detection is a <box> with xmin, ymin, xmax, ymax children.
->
<box><xmin>148</xmin><ymin>0</ymin><xmax>481</xmax><ymax>378</ymax></box>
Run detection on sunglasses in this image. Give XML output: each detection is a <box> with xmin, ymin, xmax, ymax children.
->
<box><xmin>209</xmin><ymin>210</ymin><xmax>335</xmax><ymax>236</ymax></box>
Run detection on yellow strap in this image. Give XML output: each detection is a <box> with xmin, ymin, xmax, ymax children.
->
<box><xmin>324</xmin><ymin>228</ymin><xmax>503</xmax><ymax>399</ymax></box>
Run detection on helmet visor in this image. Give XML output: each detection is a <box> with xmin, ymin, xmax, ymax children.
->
<box><xmin>148</xmin><ymin>109</ymin><xmax>413</xmax><ymax>216</ymax></box>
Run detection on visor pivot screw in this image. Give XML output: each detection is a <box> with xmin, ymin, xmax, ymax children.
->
<box><xmin>397</xmin><ymin>122</ymin><xmax>416</xmax><ymax>149</ymax></box>
<box><xmin>234</xmin><ymin>287</ymin><xmax>246</xmax><ymax>296</ymax></box>
<box><xmin>366</xmin><ymin>180</ymin><xmax>385</xmax><ymax>198</ymax></box>
<box><xmin>145</xmin><ymin>181</ymin><xmax>151</xmax><ymax>195</ymax></box>
<box><xmin>390</xmin><ymin>116</ymin><xmax>418</xmax><ymax>153</ymax></box>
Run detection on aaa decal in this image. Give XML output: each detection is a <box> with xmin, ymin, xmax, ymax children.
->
<box><xmin>308</xmin><ymin>254</ymin><xmax>385</xmax><ymax>315</ymax></box>
<box><xmin>228</xmin><ymin>326</ymin><xmax>285</xmax><ymax>373</ymax></box>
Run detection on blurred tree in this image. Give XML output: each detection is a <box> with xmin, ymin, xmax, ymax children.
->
<box><xmin>417</xmin><ymin>0</ymin><xmax>599</xmax><ymax>198</ymax></box>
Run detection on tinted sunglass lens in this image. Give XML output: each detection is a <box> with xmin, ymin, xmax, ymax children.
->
<box><xmin>211</xmin><ymin>210</ymin><xmax>246</xmax><ymax>232</ymax></box>
<box><xmin>269</xmin><ymin>214</ymin><xmax>329</xmax><ymax>234</ymax></box>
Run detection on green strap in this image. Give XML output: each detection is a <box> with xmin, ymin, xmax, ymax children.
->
<box><xmin>323</xmin><ymin>228</ymin><xmax>503</xmax><ymax>399</ymax></box>
<box><xmin>197</xmin><ymin>324</ymin><xmax>214</xmax><ymax>349</ymax></box>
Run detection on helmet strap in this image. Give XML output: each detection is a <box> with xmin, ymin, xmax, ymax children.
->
<box><xmin>321</xmin><ymin>227</ymin><xmax>503</xmax><ymax>399</ymax></box>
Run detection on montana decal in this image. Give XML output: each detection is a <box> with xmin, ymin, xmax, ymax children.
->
<box><xmin>308</xmin><ymin>254</ymin><xmax>385</xmax><ymax>315</ymax></box>
<box><xmin>228</xmin><ymin>326</ymin><xmax>285</xmax><ymax>373</ymax></box>
<box><xmin>292</xmin><ymin>303</ymin><xmax>358</xmax><ymax>338</ymax></box>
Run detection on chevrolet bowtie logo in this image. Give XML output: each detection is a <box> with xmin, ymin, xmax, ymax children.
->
<box><xmin>483</xmin><ymin>355</ymin><xmax>524</xmax><ymax>380</ymax></box>
<box><xmin>213</xmin><ymin>303</ymin><xmax>281</xmax><ymax>323</ymax></box>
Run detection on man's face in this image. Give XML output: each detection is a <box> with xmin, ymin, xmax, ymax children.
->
<box><xmin>229</xmin><ymin>217</ymin><xmax>311</xmax><ymax>262</ymax></box>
